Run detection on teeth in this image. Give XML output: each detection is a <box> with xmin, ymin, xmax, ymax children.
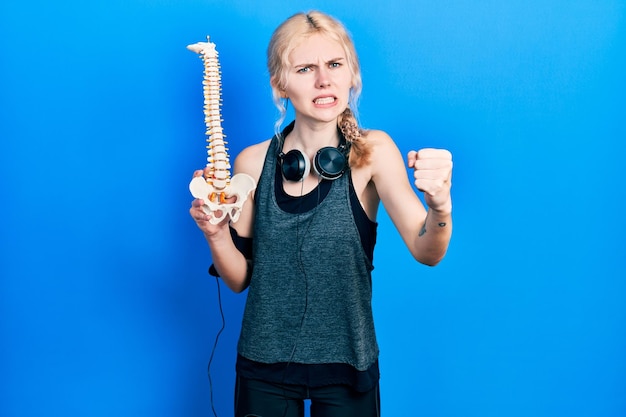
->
<box><xmin>314</xmin><ymin>97</ymin><xmax>335</xmax><ymax>105</ymax></box>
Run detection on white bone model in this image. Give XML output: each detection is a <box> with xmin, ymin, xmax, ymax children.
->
<box><xmin>187</xmin><ymin>37</ymin><xmax>256</xmax><ymax>224</ymax></box>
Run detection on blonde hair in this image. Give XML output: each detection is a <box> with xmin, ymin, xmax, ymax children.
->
<box><xmin>267</xmin><ymin>10</ymin><xmax>370</xmax><ymax>167</ymax></box>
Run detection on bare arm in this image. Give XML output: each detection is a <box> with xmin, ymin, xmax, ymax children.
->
<box><xmin>408</xmin><ymin>148</ymin><xmax>452</xmax><ymax>265</ymax></box>
<box><xmin>369</xmin><ymin>131</ymin><xmax>452</xmax><ymax>265</ymax></box>
<box><xmin>189</xmin><ymin>140</ymin><xmax>269</xmax><ymax>292</ymax></box>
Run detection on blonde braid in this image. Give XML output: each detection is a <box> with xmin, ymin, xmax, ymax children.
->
<box><xmin>338</xmin><ymin>108</ymin><xmax>370</xmax><ymax>168</ymax></box>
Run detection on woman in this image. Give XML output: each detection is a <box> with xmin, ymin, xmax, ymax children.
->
<box><xmin>190</xmin><ymin>10</ymin><xmax>453</xmax><ymax>417</ymax></box>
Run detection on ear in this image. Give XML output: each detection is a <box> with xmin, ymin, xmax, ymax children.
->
<box><xmin>276</xmin><ymin>88</ymin><xmax>288</xmax><ymax>99</ymax></box>
<box><xmin>270</xmin><ymin>76</ymin><xmax>288</xmax><ymax>98</ymax></box>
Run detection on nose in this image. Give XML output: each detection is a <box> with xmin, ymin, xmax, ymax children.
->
<box><xmin>317</xmin><ymin>67</ymin><xmax>331</xmax><ymax>88</ymax></box>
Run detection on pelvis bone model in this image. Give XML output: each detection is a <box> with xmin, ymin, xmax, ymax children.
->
<box><xmin>187</xmin><ymin>37</ymin><xmax>256</xmax><ymax>224</ymax></box>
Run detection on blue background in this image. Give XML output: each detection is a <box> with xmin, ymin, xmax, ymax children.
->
<box><xmin>1</xmin><ymin>1</ymin><xmax>625</xmax><ymax>416</ymax></box>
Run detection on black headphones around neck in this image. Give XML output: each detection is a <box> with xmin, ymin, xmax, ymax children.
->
<box><xmin>278</xmin><ymin>121</ymin><xmax>350</xmax><ymax>182</ymax></box>
<box><xmin>278</xmin><ymin>130</ymin><xmax>349</xmax><ymax>182</ymax></box>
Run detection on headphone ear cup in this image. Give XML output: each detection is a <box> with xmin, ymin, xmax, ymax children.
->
<box><xmin>280</xmin><ymin>149</ymin><xmax>310</xmax><ymax>182</ymax></box>
<box><xmin>314</xmin><ymin>146</ymin><xmax>347</xmax><ymax>180</ymax></box>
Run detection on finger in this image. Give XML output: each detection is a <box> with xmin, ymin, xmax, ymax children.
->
<box><xmin>414</xmin><ymin>168</ymin><xmax>451</xmax><ymax>181</ymax></box>
<box><xmin>191</xmin><ymin>198</ymin><xmax>205</xmax><ymax>207</ymax></box>
<box><xmin>189</xmin><ymin>206</ymin><xmax>208</xmax><ymax>223</ymax></box>
<box><xmin>406</xmin><ymin>150</ymin><xmax>418</xmax><ymax>168</ymax></box>
<box><xmin>415</xmin><ymin>148</ymin><xmax>452</xmax><ymax>160</ymax></box>
<box><xmin>414</xmin><ymin>178</ymin><xmax>448</xmax><ymax>195</ymax></box>
<box><xmin>413</xmin><ymin>158</ymin><xmax>453</xmax><ymax>171</ymax></box>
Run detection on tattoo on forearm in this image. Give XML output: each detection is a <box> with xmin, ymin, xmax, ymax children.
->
<box><xmin>419</xmin><ymin>222</ymin><xmax>447</xmax><ymax>237</ymax></box>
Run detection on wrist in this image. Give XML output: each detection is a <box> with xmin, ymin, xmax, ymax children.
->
<box><xmin>428</xmin><ymin>199</ymin><xmax>452</xmax><ymax>216</ymax></box>
<box><xmin>203</xmin><ymin>223</ymin><xmax>231</xmax><ymax>243</ymax></box>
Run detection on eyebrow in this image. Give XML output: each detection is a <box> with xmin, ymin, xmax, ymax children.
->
<box><xmin>294</xmin><ymin>57</ymin><xmax>345</xmax><ymax>68</ymax></box>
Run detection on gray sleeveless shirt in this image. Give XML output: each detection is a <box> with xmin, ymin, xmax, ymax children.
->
<box><xmin>237</xmin><ymin>135</ymin><xmax>378</xmax><ymax>371</ymax></box>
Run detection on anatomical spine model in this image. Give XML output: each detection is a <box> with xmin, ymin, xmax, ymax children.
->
<box><xmin>187</xmin><ymin>37</ymin><xmax>255</xmax><ymax>224</ymax></box>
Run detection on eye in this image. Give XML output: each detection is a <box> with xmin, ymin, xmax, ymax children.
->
<box><xmin>329</xmin><ymin>62</ymin><xmax>342</xmax><ymax>69</ymax></box>
<box><xmin>297</xmin><ymin>66</ymin><xmax>311</xmax><ymax>73</ymax></box>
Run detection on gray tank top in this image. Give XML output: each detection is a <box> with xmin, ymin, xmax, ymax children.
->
<box><xmin>237</xmin><ymin>135</ymin><xmax>378</xmax><ymax>371</ymax></box>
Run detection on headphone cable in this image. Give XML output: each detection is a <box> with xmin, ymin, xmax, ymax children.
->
<box><xmin>280</xmin><ymin>177</ymin><xmax>323</xmax><ymax>416</ymax></box>
<box><xmin>207</xmin><ymin>275</ymin><xmax>226</xmax><ymax>417</ymax></box>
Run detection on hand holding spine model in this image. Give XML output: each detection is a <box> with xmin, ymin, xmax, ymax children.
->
<box><xmin>187</xmin><ymin>37</ymin><xmax>255</xmax><ymax>224</ymax></box>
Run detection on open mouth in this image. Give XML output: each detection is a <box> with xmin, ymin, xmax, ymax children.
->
<box><xmin>313</xmin><ymin>96</ymin><xmax>336</xmax><ymax>105</ymax></box>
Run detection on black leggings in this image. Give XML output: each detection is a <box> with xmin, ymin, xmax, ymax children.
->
<box><xmin>234</xmin><ymin>375</ymin><xmax>380</xmax><ymax>417</ymax></box>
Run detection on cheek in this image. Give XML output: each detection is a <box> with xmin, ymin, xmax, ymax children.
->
<box><xmin>340</xmin><ymin>72</ymin><xmax>355</xmax><ymax>89</ymax></box>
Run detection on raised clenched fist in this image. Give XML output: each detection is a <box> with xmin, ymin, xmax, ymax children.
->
<box><xmin>407</xmin><ymin>148</ymin><xmax>453</xmax><ymax>213</ymax></box>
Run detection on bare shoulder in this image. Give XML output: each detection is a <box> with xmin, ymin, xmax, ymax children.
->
<box><xmin>349</xmin><ymin>129</ymin><xmax>403</xmax><ymax>220</ymax></box>
<box><xmin>234</xmin><ymin>139</ymin><xmax>272</xmax><ymax>181</ymax></box>
<box><xmin>362</xmin><ymin>129</ymin><xmax>403</xmax><ymax>166</ymax></box>
<box><xmin>362</xmin><ymin>129</ymin><xmax>397</xmax><ymax>150</ymax></box>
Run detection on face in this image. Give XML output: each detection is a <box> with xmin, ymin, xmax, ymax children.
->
<box><xmin>282</xmin><ymin>33</ymin><xmax>353</xmax><ymax>124</ymax></box>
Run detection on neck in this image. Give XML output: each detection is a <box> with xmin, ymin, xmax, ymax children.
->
<box><xmin>286</xmin><ymin>119</ymin><xmax>339</xmax><ymax>154</ymax></box>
